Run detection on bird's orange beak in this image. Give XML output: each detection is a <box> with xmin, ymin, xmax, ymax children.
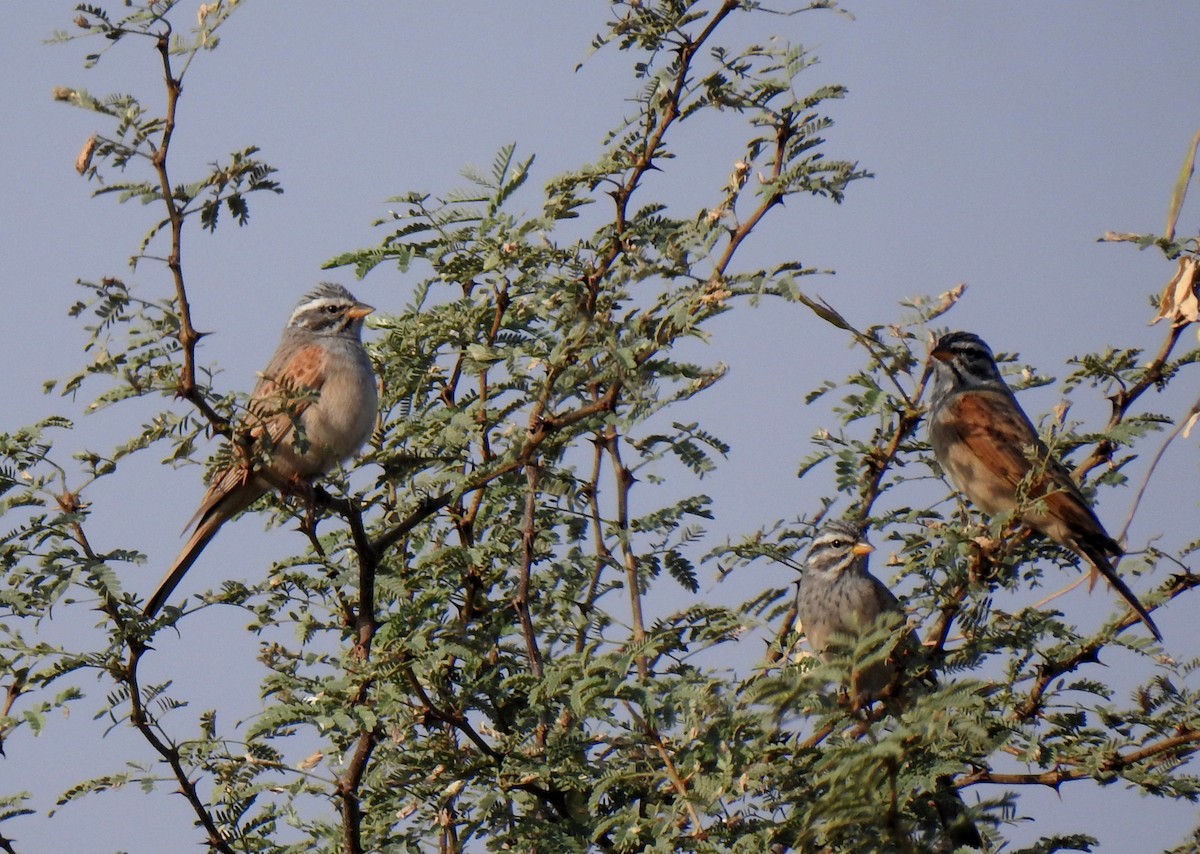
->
<box><xmin>851</xmin><ymin>543</ymin><xmax>874</xmax><ymax>557</ymax></box>
<box><xmin>931</xmin><ymin>345</ymin><xmax>952</xmax><ymax>362</ymax></box>
<box><xmin>346</xmin><ymin>303</ymin><xmax>375</xmax><ymax>320</ymax></box>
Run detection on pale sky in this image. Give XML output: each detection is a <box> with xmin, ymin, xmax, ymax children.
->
<box><xmin>2</xmin><ymin>3</ymin><xmax>1199</xmax><ymax>851</ymax></box>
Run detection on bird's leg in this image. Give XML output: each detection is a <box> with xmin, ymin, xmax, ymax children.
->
<box><xmin>232</xmin><ymin>427</ymin><xmax>258</xmax><ymax>486</ymax></box>
<box><xmin>290</xmin><ymin>477</ymin><xmax>326</xmax><ymax>557</ymax></box>
<box><xmin>258</xmin><ymin>470</ymin><xmax>326</xmax><ymax>556</ymax></box>
<box><xmin>299</xmin><ymin>520</ymin><xmax>326</xmax><ymax>558</ymax></box>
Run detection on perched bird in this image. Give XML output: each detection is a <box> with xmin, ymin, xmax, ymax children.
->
<box><xmin>797</xmin><ymin>519</ymin><xmax>905</xmax><ymax>703</ymax></box>
<box><xmin>927</xmin><ymin>331</ymin><xmax>1160</xmax><ymax>642</ymax></box>
<box><xmin>144</xmin><ymin>283</ymin><xmax>378</xmax><ymax>618</ymax></box>
<box><xmin>797</xmin><ymin>519</ymin><xmax>984</xmax><ymax>850</ymax></box>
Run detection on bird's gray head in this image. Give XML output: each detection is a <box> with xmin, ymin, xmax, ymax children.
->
<box><xmin>288</xmin><ymin>282</ymin><xmax>374</xmax><ymax>339</ymax></box>
<box><xmin>804</xmin><ymin>519</ymin><xmax>874</xmax><ymax>580</ymax></box>
<box><xmin>930</xmin><ymin>330</ymin><xmax>1005</xmax><ymax>400</ymax></box>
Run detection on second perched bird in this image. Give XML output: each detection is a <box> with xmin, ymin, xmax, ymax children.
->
<box><xmin>798</xmin><ymin>518</ymin><xmax>905</xmax><ymax>703</ymax></box>
<box><xmin>144</xmin><ymin>283</ymin><xmax>378</xmax><ymax>618</ymax></box>
<box><xmin>797</xmin><ymin>519</ymin><xmax>984</xmax><ymax>850</ymax></box>
<box><xmin>927</xmin><ymin>331</ymin><xmax>1160</xmax><ymax>641</ymax></box>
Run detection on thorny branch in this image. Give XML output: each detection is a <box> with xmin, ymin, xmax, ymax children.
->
<box><xmin>124</xmin><ymin>643</ymin><xmax>237</xmax><ymax>854</ymax></box>
<box><xmin>1073</xmin><ymin>323</ymin><xmax>1185</xmax><ymax>484</ymax></box>
<box><xmin>577</xmin><ymin>428</ymin><xmax>616</xmax><ymax>656</ymax></box>
<box><xmin>145</xmin><ymin>27</ymin><xmax>226</xmax><ymax>432</ymax></box>
<box><xmin>1015</xmin><ymin>569</ymin><xmax>1200</xmax><ymax>722</ymax></box>
<box><xmin>517</xmin><ymin>463</ymin><xmax>546</xmax><ymax>680</ymax></box>
<box><xmin>605</xmin><ymin>425</ymin><xmax>649</xmax><ymax>678</ymax></box>
<box><xmin>960</xmin><ymin>727</ymin><xmax>1200</xmax><ymax>789</ymax></box>
<box><xmin>585</xmin><ymin>0</ymin><xmax>740</xmax><ymax>314</ymax></box>
<box><xmin>626</xmin><ymin>703</ymin><xmax>709</xmax><ymax>841</ymax></box>
<box><xmin>336</xmin><ymin>497</ymin><xmax>380</xmax><ymax>854</ymax></box>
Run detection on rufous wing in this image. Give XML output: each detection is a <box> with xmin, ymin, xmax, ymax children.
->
<box><xmin>944</xmin><ymin>390</ymin><xmax>1044</xmax><ymax>490</ymax></box>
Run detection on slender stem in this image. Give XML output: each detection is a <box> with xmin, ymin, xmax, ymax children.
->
<box><xmin>149</xmin><ymin>30</ymin><xmax>215</xmax><ymax>427</ymax></box>
<box><xmin>713</xmin><ymin>109</ymin><xmax>791</xmax><ymax>278</ymax></box>
<box><xmin>576</xmin><ymin>433</ymin><xmax>614</xmax><ymax>655</ymax></box>
<box><xmin>605</xmin><ymin>427</ymin><xmax>647</xmax><ymax>678</ymax></box>
<box><xmin>649</xmin><ymin>725</ymin><xmax>708</xmax><ymax>840</ymax></box>
<box><xmin>126</xmin><ymin>643</ymin><xmax>235</xmax><ymax>853</ymax></box>
<box><xmin>1073</xmin><ymin>324</ymin><xmax>1184</xmax><ymax>482</ymax></box>
<box><xmin>625</xmin><ymin>702</ymin><xmax>709</xmax><ymax>840</ymax></box>
<box><xmin>586</xmin><ymin>0</ymin><xmax>740</xmax><ymax>311</ymax></box>
<box><xmin>1116</xmin><ymin>392</ymin><xmax>1200</xmax><ymax>543</ymax></box>
<box><xmin>346</xmin><ymin>500</ymin><xmax>378</xmax><ymax>660</ymax></box>
<box><xmin>404</xmin><ymin>666</ymin><xmax>500</xmax><ymax>760</ymax></box>
<box><xmin>517</xmin><ymin>463</ymin><xmax>546</xmax><ymax>679</ymax></box>
<box><xmin>961</xmin><ymin>727</ymin><xmax>1200</xmax><ymax>787</ymax></box>
<box><xmin>859</xmin><ymin>407</ymin><xmax>922</xmax><ymax>517</ymax></box>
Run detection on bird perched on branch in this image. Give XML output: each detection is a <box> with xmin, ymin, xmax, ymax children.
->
<box><xmin>797</xmin><ymin>518</ymin><xmax>984</xmax><ymax>850</ymax></box>
<box><xmin>144</xmin><ymin>283</ymin><xmax>378</xmax><ymax>618</ymax></box>
<box><xmin>798</xmin><ymin>518</ymin><xmax>907</xmax><ymax>704</ymax></box>
<box><xmin>927</xmin><ymin>331</ymin><xmax>1160</xmax><ymax>642</ymax></box>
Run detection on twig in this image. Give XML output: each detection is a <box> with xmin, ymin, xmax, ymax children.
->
<box><xmin>960</xmin><ymin>727</ymin><xmax>1200</xmax><ymax>788</ymax></box>
<box><xmin>403</xmin><ymin>666</ymin><xmax>500</xmax><ymax>760</ymax></box>
<box><xmin>1116</xmin><ymin>392</ymin><xmax>1200</xmax><ymax>543</ymax></box>
<box><xmin>147</xmin><ymin>29</ymin><xmax>219</xmax><ymax>427</ymax></box>
<box><xmin>926</xmin><ymin>581</ymin><xmax>970</xmax><ymax>658</ymax></box>
<box><xmin>1029</xmin><ymin>574</ymin><xmax>1087</xmax><ymax>610</ymax></box>
<box><xmin>858</xmin><ymin>407</ymin><xmax>923</xmax><ymax>517</ymax></box>
<box><xmin>338</xmin><ymin>728</ymin><xmax>380</xmax><ymax>854</ymax></box>
<box><xmin>516</xmin><ymin>463</ymin><xmax>546</xmax><ymax>679</ymax></box>
<box><xmin>1073</xmin><ymin>324</ymin><xmax>1184</xmax><ymax>482</ymax></box>
<box><xmin>576</xmin><ymin>431</ymin><xmax>615</xmax><ymax>656</ymax></box>
<box><xmin>585</xmin><ymin>0</ymin><xmax>740</xmax><ymax>313</ymax></box>
<box><xmin>712</xmin><ymin>112</ymin><xmax>791</xmax><ymax>277</ymax></box>
<box><xmin>605</xmin><ymin>427</ymin><xmax>648</xmax><ymax>678</ymax></box>
<box><xmin>126</xmin><ymin>643</ymin><xmax>236</xmax><ymax>853</ymax></box>
<box><xmin>624</xmin><ymin>702</ymin><xmax>709</xmax><ymax>840</ymax></box>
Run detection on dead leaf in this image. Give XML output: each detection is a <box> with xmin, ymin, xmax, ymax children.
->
<box><xmin>927</xmin><ymin>282</ymin><xmax>967</xmax><ymax>321</ymax></box>
<box><xmin>297</xmin><ymin>751</ymin><xmax>323</xmax><ymax>771</ymax></box>
<box><xmin>1151</xmin><ymin>256</ymin><xmax>1200</xmax><ymax>326</ymax></box>
<box><xmin>1182</xmin><ymin>409</ymin><xmax>1200</xmax><ymax>440</ymax></box>
<box><xmin>1098</xmin><ymin>231</ymin><xmax>1143</xmax><ymax>243</ymax></box>
<box><xmin>1165</xmin><ymin>129</ymin><xmax>1200</xmax><ymax>242</ymax></box>
<box><xmin>75</xmin><ymin>134</ymin><xmax>97</xmax><ymax>175</ymax></box>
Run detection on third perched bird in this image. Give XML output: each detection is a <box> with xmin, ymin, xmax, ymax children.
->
<box><xmin>927</xmin><ymin>331</ymin><xmax>1160</xmax><ymax>641</ymax></box>
<box><xmin>144</xmin><ymin>283</ymin><xmax>378</xmax><ymax>618</ymax></box>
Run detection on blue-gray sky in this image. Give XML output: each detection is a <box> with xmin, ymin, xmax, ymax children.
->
<box><xmin>2</xmin><ymin>3</ymin><xmax>1199</xmax><ymax>850</ymax></box>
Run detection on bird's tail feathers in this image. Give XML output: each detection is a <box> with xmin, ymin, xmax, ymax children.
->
<box><xmin>144</xmin><ymin>515</ymin><xmax>225</xmax><ymax>618</ymax></box>
<box><xmin>1080</xmin><ymin>542</ymin><xmax>1161</xmax><ymax>642</ymax></box>
<box><xmin>1079</xmin><ymin>530</ymin><xmax>1122</xmax><ymax>592</ymax></box>
<box><xmin>931</xmin><ymin>778</ymin><xmax>984</xmax><ymax>850</ymax></box>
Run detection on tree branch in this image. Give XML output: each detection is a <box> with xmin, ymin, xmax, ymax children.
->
<box><xmin>125</xmin><ymin>643</ymin><xmax>235</xmax><ymax>853</ymax></box>
<box><xmin>961</xmin><ymin>727</ymin><xmax>1200</xmax><ymax>788</ymax></box>
<box><xmin>516</xmin><ymin>463</ymin><xmax>546</xmax><ymax>681</ymax></box>
<box><xmin>605</xmin><ymin>426</ymin><xmax>648</xmax><ymax>678</ymax></box>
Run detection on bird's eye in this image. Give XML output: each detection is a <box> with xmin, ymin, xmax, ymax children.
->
<box><xmin>325</xmin><ymin>304</ymin><xmax>341</xmax><ymax>314</ymax></box>
<box><xmin>828</xmin><ymin>538</ymin><xmax>846</xmax><ymax>549</ymax></box>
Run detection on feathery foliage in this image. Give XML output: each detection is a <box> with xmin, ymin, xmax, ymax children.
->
<box><xmin>1</xmin><ymin>2</ymin><xmax>1198</xmax><ymax>852</ymax></box>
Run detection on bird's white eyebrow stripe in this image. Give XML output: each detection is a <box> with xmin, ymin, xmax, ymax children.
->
<box><xmin>288</xmin><ymin>298</ymin><xmax>346</xmax><ymax>324</ymax></box>
<box><xmin>811</xmin><ymin>532</ymin><xmax>852</xmax><ymax>550</ymax></box>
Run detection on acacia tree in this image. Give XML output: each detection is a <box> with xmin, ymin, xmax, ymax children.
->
<box><xmin>2</xmin><ymin>2</ymin><xmax>1199</xmax><ymax>852</ymax></box>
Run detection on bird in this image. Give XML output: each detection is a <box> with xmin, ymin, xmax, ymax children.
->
<box><xmin>797</xmin><ymin>518</ymin><xmax>906</xmax><ymax>704</ymax></box>
<box><xmin>927</xmin><ymin>331</ymin><xmax>1161</xmax><ymax>642</ymax></box>
<box><xmin>144</xmin><ymin>282</ymin><xmax>378</xmax><ymax>618</ymax></box>
<box><xmin>797</xmin><ymin>519</ymin><xmax>984</xmax><ymax>850</ymax></box>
